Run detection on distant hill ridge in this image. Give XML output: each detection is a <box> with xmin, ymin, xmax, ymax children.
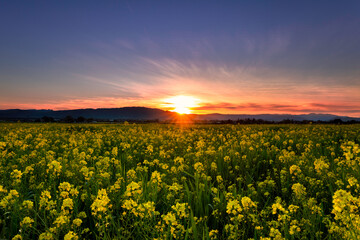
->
<box><xmin>0</xmin><ymin>107</ymin><xmax>176</xmax><ymax>121</ymax></box>
<box><xmin>0</xmin><ymin>107</ymin><xmax>359</xmax><ymax>122</ymax></box>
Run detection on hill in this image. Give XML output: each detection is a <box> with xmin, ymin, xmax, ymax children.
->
<box><xmin>0</xmin><ymin>107</ymin><xmax>359</xmax><ymax>122</ymax></box>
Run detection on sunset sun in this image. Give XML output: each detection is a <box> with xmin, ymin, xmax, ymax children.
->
<box><xmin>164</xmin><ymin>95</ymin><xmax>199</xmax><ymax>114</ymax></box>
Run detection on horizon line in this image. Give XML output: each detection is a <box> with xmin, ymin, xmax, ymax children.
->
<box><xmin>0</xmin><ymin>106</ymin><xmax>359</xmax><ymax>118</ymax></box>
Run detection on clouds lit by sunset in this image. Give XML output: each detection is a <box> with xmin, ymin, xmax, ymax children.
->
<box><xmin>1</xmin><ymin>1</ymin><xmax>360</xmax><ymax>116</ymax></box>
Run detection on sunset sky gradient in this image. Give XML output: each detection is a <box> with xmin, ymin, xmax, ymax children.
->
<box><xmin>1</xmin><ymin>1</ymin><xmax>360</xmax><ymax>116</ymax></box>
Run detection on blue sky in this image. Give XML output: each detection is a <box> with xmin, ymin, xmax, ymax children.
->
<box><xmin>1</xmin><ymin>1</ymin><xmax>360</xmax><ymax>115</ymax></box>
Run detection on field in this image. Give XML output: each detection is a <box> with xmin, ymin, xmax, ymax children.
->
<box><xmin>0</xmin><ymin>123</ymin><xmax>360</xmax><ymax>239</ymax></box>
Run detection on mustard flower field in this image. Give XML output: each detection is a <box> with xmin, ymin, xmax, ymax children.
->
<box><xmin>0</xmin><ymin>123</ymin><xmax>359</xmax><ymax>240</ymax></box>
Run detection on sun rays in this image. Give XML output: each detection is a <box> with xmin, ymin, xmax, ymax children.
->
<box><xmin>163</xmin><ymin>95</ymin><xmax>200</xmax><ymax>114</ymax></box>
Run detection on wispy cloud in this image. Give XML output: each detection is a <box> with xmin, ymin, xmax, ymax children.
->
<box><xmin>193</xmin><ymin>102</ymin><xmax>360</xmax><ymax>115</ymax></box>
<box><xmin>2</xmin><ymin>35</ymin><xmax>359</xmax><ymax>117</ymax></box>
<box><xmin>0</xmin><ymin>96</ymin><xmax>148</xmax><ymax>111</ymax></box>
<box><xmin>49</xmin><ymin>54</ymin><xmax>360</xmax><ymax>116</ymax></box>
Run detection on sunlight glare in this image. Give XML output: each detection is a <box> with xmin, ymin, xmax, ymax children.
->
<box><xmin>164</xmin><ymin>95</ymin><xmax>199</xmax><ymax>114</ymax></box>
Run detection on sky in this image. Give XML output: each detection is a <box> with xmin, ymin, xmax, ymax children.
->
<box><xmin>1</xmin><ymin>1</ymin><xmax>360</xmax><ymax>116</ymax></box>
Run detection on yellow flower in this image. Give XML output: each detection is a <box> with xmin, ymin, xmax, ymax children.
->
<box><xmin>292</xmin><ymin>183</ymin><xmax>306</xmax><ymax>199</ymax></box>
<box><xmin>122</xmin><ymin>199</ymin><xmax>138</xmax><ymax>216</ymax></box>
<box><xmin>159</xmin><ymin>163</ymin><xmax>168</xmax><ymax>170</ymax></box>
<box><xmin>78</xmin><ymin>211</ymin><xmax>87</xmax><ymax>219</ymax></box>
<box><xmin>289</xmin><ymin>165</ymin><xmax>301</xmax><ymax>175</ymax></box>
<box><xmin>226</xmin><ymin>199</ymin><xmax>243</xmax><ymax>218</ymax></box>
<box><xmin>240</xmin><ymin>197</ymin><xmax>255</xmax><ymax>212</ymax></box>
<box><xmin>11</xmin><ymin>169</ymin><xmax>22</xmax><ymax>184</ymax></box>
<box><xmin>124</xmin><ymin>181</ymin><xmax>142</xmax><ymax>197</ymax></box>
<box><xmin>10</xmin><ymin>189</ymin><xmax>19</xmax><ymax>197</ymax></box>
<box><xmin>127</xmin><ymin>169</ymin><xmax>137</xmax><ymax>180</ymax></box>
<box><xmin>12</xmin><ymin>235</ymin><xmax>22</xmax><ymax>240</ymax></box>
<box><xmin>64</xmin><ymin>231</ymin><xmax>78</xmax><ymax>240</ymax></box>
<box><xmin>0</xmin><ymin>190</ymin><xmax>19</xmax><ymax>209</ymax></box>
<box><xmin>150</xmin><ymin>171</ymin><xmax>162</xmax><ymax>184</ymax></box>
<box><xmin>61</xmin><ymin>182</ymin><xmax>72</xmax><ymax>193</ymax></box>
<box><xmin>288</xmin><ymin>220</ymin><xmax>301</xmax><ymax>235</ymax></box>
<box><xmin>47</xmin><ymin>160</ymin><xmax>62</xmax><ymax>176</ymax></box>
<box><xmin>272</xmin><ymin>202</ymin><xmax>286</xmax><ymax>215</ymax></box>
<box><xmin>53</xmin><ymin>215</ymin><xmax>69</xmax><ymax>228</ymax></box>
<box><xmin>269</xmin><ymin>227</ymin><xmax>283</xmax><ymax>239</ymax></box>
<box><xmin>61</xmin><ymin>198</ymin><xmax>74</xmax><ymax>213</ymax></box>
<box><xmin>146</xmin><ymin>145</ymin><xmax>154</xmax><ymax>153</ymax></box>
<box><xmin>174</xmin><ymin>157</ymin><xmax>184</xmax><ymax>165</ymax></box>
<box><xmin>72</xmin><ymin>218</ymin><xmax>82</xmax><ymax>227</ymax></box>
<box><xmin>22</xmin><ymin>200</ymin><xmax>34</xmax><ymax>210</ymax></box>
<box><xmin>20</xmin><ymin>216</ymin><xmax>34</xmax><ymax>228</ymax></box>
<box><xmin>39</xmin><ymin>232</ymin><xmax>54</xmax><ymax>240</ymax></box>
<box><xmin>111</xmin><ymin>147</ymin><xmax>118</xmax><ymax>156</ymax></box>
<box><xmin>168</xmin><ymin>182</ymin><xmax>182</xmax><ymax>192</ymax></box>
<box><xmin>194</xmin><ymin>162</ymin><xmax>204</xmax><ymax>173</ymax></box>
<box><xmin>171</xmin><ymin>203</ymin><xmax>189</xmax><ymax>218</ymax></box>
<box><xmin>211</xmin><ymin>162</ymin><xmax>217</xmax><ymax>171</ymax></box>
<box><xmin>314</xmin><ymin>157</ymin><xmax>329</xmax><ymax>174</ymax></box>
<box><xmin>0</xmin><ymin>185</ymin><xmax>7</xmax><ymax>193</ymax></box>
<box><xmin>162</xmin><ymin>212</ymin><xmax>177</xmax><ymax>226</ymax></box>
<box><xmin>288</xmin><ymin>204</ymin><xmax>299</xmax><ymax>213</ymax></box>
<box><xmin>24</xmin><ymin>166</ymin><xmax>34</xmax><ymax>174</ymax></box>
<box><xmin>332</xmin><ymin>190</ymin><xmax>354</xmax><ymax>216</ymax></box>
<box><xmin>39</xmin><ymin>190</ymin><xmax>52</xmax><ymax>209</ymax></box>
<box><xmin>348</xmin><ymin>177</ymin><xmax>358</xmax><ymax>187</ymax></box>
<box><xmin>209</xmin><ymin>229</ymin><xmax>218</xmax><ymax>239</ymax></box>
<box><xmin>91</xmin><ymin>189</ymin><xmax>112</xmax><ymax>218</ymax></box>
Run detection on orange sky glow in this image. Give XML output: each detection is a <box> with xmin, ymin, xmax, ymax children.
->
<box><xmin>1</xmin><ymin>92</ymin><xmax>360</xmax><ymax>117</ymax></box>
<box><xmin>2</xmin><ymin>58</ymin><xmax>359</xmax><ymax>117</ymax></box>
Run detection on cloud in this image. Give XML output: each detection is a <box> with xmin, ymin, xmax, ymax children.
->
<box><xmin>3</xmin><ymin>37</ymin><xmax>359</xmax><ymax>117</ymax></box>
<box><xmin>54</xmin><ymin>55</ymin><xmax>360</xmax><ymax>116</ymax></box>
<box><xmin>0</xmin><ymin>96</ymin><xmax>148</xmax><ymax>111</ymax></box>
<box><xmin>193</xmin><ymin>102</ymin><xmax>360</xmax><ymax>115</ymax></box>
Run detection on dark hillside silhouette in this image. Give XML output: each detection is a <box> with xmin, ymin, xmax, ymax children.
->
<box><xmin>0</xmin><ymin>107</ymin><xmax>359</xmax><ymax>123</ymax></box>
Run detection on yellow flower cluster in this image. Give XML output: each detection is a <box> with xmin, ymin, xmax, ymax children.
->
<box><xmin>0</xmin><ymin>189</ymin><xmax>19</xmax><ymax>209</ymax></box>
<box><xmin>64</xmin><ymin>231</ymin><xmax>78</xmax><ymax>240</ymax></box>
<box><xmin>20</xmin><ymin>217</ymin><xmax>34</xmax><ymax>228</ymax></box>
<box><xmin>150</xmin><ymin>171</ymin><xmax>162</xmax><ymax>184</ymax></box>
<box><xmin>124</xmin><ymin>181</ymin><xmax>142</xmax><ymax>197</ymax></box>
<box><xmin>330</xmin><ymin>189</ymin><xmax>360</xmax><ymax>238</ymax></box>
<box><xmin>292</xmin><ymin>183</ymin><xmax>306</xmax><ymax>199</ymax></box>
<box><xmin>46</xmin><ymin>160</ymin><xmax>62</xmax><ymax>176</ymax></box>
<box><xmin>91</xmin><ymin>189</ymin><xmax>112</xmax><ymax>218</ymax></box>
<box><xmin>0</xmin><ymin>123</ymin><xmax>359</xmax><ymax>239</ymax></box>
